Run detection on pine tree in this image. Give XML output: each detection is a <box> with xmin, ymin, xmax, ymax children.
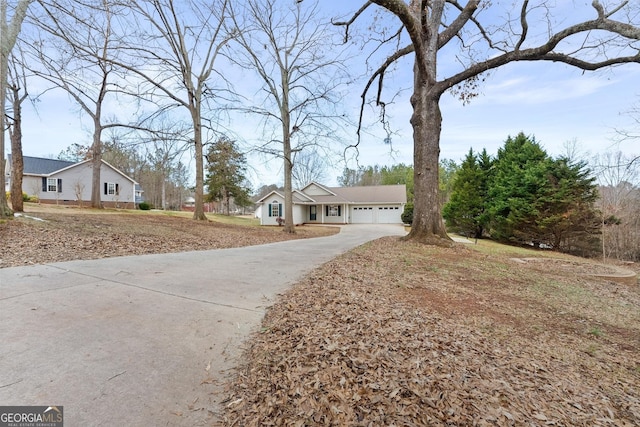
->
<box><xmin>205</xmin><ymin>137</ymin><xmax>251</xmax><ymax>215</ymax></box>
<box><xmin>487</xmin><ymin>133</ymin><xmax>600</xmax><ymax>250</ymax></box>
<box><xmin>443</xmin><ymin>149</ymin><xmax>492</xmax><ymax>238</ymax></box>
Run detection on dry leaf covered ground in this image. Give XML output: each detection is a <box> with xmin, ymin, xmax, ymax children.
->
<box><xmin>221</xmin><ymin>238</ymin><xmax>639</xmax><ymax>426</ymax></box>
<box><xmin>0</xmin><ymin>204</ymin><xmax>338</xmax><ymax>268</ymax></box>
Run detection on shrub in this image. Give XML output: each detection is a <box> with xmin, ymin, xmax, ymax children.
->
<box><xmin>401</xmin><ymin>203</ymin><xmax>413</xmax><ymax>225</ymax></box>
<box><xmin>138</xmin><ymin>202</ymin><xmax>151</xmax><ymax>210</ymax></box>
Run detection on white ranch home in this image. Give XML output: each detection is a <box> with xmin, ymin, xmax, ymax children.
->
<box><xmin>256</xmin><ymin>182</ymin><xmax>407</xmax><ymax>225</ymax></box>
<box><xmin>5</xmin><ymin>155</ymin><xmax>142</xmax><ymax>209</ymax></box>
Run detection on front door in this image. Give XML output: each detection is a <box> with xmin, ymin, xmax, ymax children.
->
<box><xmin>310</xmin><ymin>205</ymin><xmax>317</xmax><ymax>221</ymax></box>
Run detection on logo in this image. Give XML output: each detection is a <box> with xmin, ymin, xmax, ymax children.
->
<box><xmin>0</xmin><ymin>406</ymin><xmax>63</xmax><ymax>427</ymax></box>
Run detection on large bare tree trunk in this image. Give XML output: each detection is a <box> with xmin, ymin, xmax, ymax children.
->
<box><xmin>403</xmin><ymin>2</ymin><xmax>451</xmax><ymax>244</ymax></box>
<box><xmin>283</xmin><ymin>147</ymin><xmax>294</xmax><ymax>233</ymax></box>
<box><xmin>281</xmin><ymin>62</ymin><xmax>294</xmax><ymax>234</ymax></box>
<box><xmin>282</xmin><ymin>105</ymin><xmax>295</xmax><ymax>233</ymax></box>
<box><xmin>0</xmin><ymin>0</ymin><xmax>32</xmax><ymax>218</ymax></box>
<box><xmin>405</xmin><ymin>80</ymin><xmax>450</xmax><ymax>244</ymax></box>
<box><xmin>192</xmin><ymin>110</ymin><xmax>206</xmax><ymax>221</ymax></box>
<box><xmin>90</xmin><ymin>117</ymin><xmax>103</xmax><ymax>208</ymax></box>
<box><xmin>9</xmin><ymin>85</ymin><xmax>24</xmax><ymax>212</ymax></box>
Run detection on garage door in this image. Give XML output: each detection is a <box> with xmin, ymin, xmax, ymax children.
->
<box><xmin>351</xmin><ymin>206</ymin><xmax>374</xmax><ymax>223</ymax></box>
<box><xmin>377</xmin><ymin>206</ymin><xmax>402</xmax><ymax>223</ymax></box>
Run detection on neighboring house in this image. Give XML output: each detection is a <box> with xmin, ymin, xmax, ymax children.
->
<box><xmin>5</xmin><ymin>155</ymin><xmax>141</xmax><ymax>209</ymax></box>
<box><xmin>256</xmin><ymin>182</ymin><xmax>407</xmax><ymax>225</ymax></box>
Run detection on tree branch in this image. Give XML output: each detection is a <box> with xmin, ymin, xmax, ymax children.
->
<box><xmin>332</xmin><ymin>1</ymin><xmax>372</xmax><ymax>43</ymax></box>
<box><xmin>438</xmin><ymin>3</ymin><xmax>640</xmax><ymax>95</ymax></box>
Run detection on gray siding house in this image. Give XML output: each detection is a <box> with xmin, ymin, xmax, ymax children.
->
<box><xmin>5</xmin><ymin>155</ymin><xmax>141</xmax><ymax>209</ymax></box>
<box><xmin>256</xmin><ymin>182</ymin><xmax>407</xmax><ymax>225</ymax></box>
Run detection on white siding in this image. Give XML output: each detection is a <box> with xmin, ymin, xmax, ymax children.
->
<box><xmin>22</xmin><ymin>176</ymin><xmax>43</xmax><ymax>197</ymax></box>
<box><xmin>261</xmin><ymin>194</ymin><xmax>285</xmax><ymax>226</ymax></box>
<box><xmin>27</xmin><ymin>162</ymin><xmax>135</xmax><ymax>205</ymax></box>
<box><xmin>292</xmin><ymin>205</ymin><xmax>306</xmax><ymax>225</ymax></box>
<box><xmin>321</xmin><ymin>204</ymin><xmax>347</xmax><ymax>224</ymax></box>
<box><xmin>303</xmin><ymin>183</ymin><xmax>333</xmax><ymax>196</ymax></box>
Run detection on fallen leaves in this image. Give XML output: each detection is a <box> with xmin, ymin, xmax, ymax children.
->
<box><xmin>221</xmin><ymin>238</ymin><xmax>639</xmax><ymax>426</ymax></box>
<box><xmin>0</xmin><ymin>207</ymin><xmax>337</xmax><ymax>268</ymax></box>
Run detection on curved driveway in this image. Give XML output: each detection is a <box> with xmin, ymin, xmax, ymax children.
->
<box><xmin>0</xmin><ymin>224</ymin><xmax>405</xmax><ymax>426</ymax></box>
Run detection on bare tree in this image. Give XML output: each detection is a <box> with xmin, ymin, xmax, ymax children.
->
<box><xmin>6</xmin><ymin>47</ymin><xmax>30</xmax><ymax>212</ymax></box>
<box><xmin>1</xmin><ymin>0</ymin><xmax>33</xmax><ymax>217</ymax></box>
<box><xmin>228</xmin><ymin>0</ymin><xmax>348</xmax><ymax>233</ymax></box>
<box><xmin>292</xmin><ymin>149</ymin><xmax>328</xmax><ymax>189</ymax></box>
<box><xmin>30</xmin><ymin>0</ymin><xmax>140</xmax><ymax>208</ymax></box>
<box><xmin>107</xmin><ymin>0</ymin><xmax>236</xmax><ymax>220</ymax></box>
<box><xmin>336</xmin><ymin>0</ymin><xmax>640</xmax><ymax>244</ymax></box>
<box><xmin>616</xmin><ymin>100</ymin><xmax>640</xmax><ymax>166</ymax></box>
<box><xmin>73</xmin><ymin>180</ymin><xmax>85</xmax><ymax>207</ymax></box>
<box><xmin>593</xmin><ymin>151</ymin><xmax>640</xmax><ymax>261</ymax></box>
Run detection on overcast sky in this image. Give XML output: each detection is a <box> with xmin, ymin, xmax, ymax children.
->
<box><xmin>12</xmin><ymin>0</ymin><xmax>640</xmax><ymax>187</ymax></box>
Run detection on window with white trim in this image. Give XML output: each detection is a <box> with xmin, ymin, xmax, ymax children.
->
<box><xmin>105</xmin><ymin>182</ymin><xmax>119</xmax><ymax>196</ymax></box>
<box><xmin>328</xmin><ymin>205</ymin><xmax>340</xmax><ymax>217</ymax></box>
<box><xmin>47</xmin><ymin>178</ymin><xmax>58</xmax><ymax>192</ymax></box>
<box><xmin>270</xmin><ymin>202</ymin><xmax>280</xmax><ymax>217</ymax></box>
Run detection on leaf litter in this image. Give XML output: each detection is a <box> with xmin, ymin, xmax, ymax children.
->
<box><xmin>221</xmin><ymin>237</ymin><xmax>639</xmax><ymax>426</ymax></box>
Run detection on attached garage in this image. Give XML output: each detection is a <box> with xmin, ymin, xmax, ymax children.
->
<box><xmin>258</xmin><ymin>182</ymin><xmax>407</xmax><ymax>226</ymax></box>
<box><xmin>351</xmin><ymin>206</ymin><xmax>374</xmax><ymax>223</ymax></box>
<box><xmin>351</xmin><ymin>205</ymin><xmax>402</xmax><ymax>224</ymax></box>
<box><xmin>376</xmin><ymin>206</ymin><xmax>402</xmax><ymax>223</ymax></box>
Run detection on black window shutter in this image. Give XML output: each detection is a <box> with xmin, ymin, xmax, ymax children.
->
<box><xmin>268</xmin><ymin>204</ymin><xmax>272</xmax><ymax>217</ymax></box>
<box><xmin>325</xmin><ymin>206</ymin><xmax>329</xmax><ymax>216</ymax></box>
<box><xmin>104</xmin><ymin>183</ymin><xmax>108</xmax><ymax>195</ymax></box>
<box><xmin>42</xmin><ymin>177</ymin><xmax>47</xmax><ymax>192</ymax></box>
<box><xmin>338</xmin><ymin>205</ymin><xmax>341</xmax><ymax>216</ymax></box>
<box><xmin>279</xmin><ymin>203</ymin><xmax>282</xmax><ymax>216</ymax></box>
<box><xmin>116</xmin><ymin>183</ymin><xmax>119</xmax><ymax>194</ymax></box>
<box><xmin>57</xmin><ymin>179</ymin><xmax>62</xmax><ymax>193</ymax></box>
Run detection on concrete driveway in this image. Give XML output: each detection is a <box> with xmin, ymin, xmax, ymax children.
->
<box><xmin>0</xmin><ymin>224</ymin><xmax>405</xmax><ymax>426</ymax></box>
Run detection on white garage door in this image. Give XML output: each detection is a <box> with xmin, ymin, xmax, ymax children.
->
<box><xmin>351</xmin><ymin>206</ymin><xmax>402</xmax><ymax>223</ymax></box>
<box><xmin>377</xmin><ymin>206</ymin><xmax>402</xmax><ymax>223</ymax></box>
<box><xmin>351</xmin><ymin>206</ymin><xmax>374</xmax><ymax>223</ymax></box>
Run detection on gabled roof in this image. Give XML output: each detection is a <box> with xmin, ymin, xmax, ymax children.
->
<box><xmin>256</xmin><ymin>190</ymin><xmax>282</xmax><ymax>203</ymax></box>
<box><xmin>257</xmin><ymin>189</ymin><xmax>315</xmax><ymax>204</ymax></box>
<box><xmin>300</xmin><ymin>182</ymin><xmax>337</xmax><ymax>197</ymax></box>
<box><xmin>329</xmin><ymin>185</ymin><xmax>407</xmax><ymax>204</ymax></box>
<box><xmin>9</xmin><ymin>155</ymin><xmax>137</xmax><ymax>184</ymax></box>
<box><xmin>257</xmin><ymin>183</ymin><xmax>407</xmax><ymax>205</ymax></box>
<box><xmin>9</xmin><ymin>155</ymin><xmax>76</xmax><ymax>175</ymax></box>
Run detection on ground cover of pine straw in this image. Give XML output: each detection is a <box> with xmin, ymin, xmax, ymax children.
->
<box><xmin>0</xmin><ymin>204</ymin><xmax>338</xmax><ymax>268</ymax></box>
<box><xmin>221</xmin><ymin>238</ymin><xmax>640</xmax><ymax>426</ymax></box>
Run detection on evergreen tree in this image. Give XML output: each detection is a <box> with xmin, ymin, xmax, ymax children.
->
<box><xmin>488</xmin><ymin>133</ymin><xmax>553</xmax><ymax>244</ymax></box>
<box><xmin>205</xmin><ymin>137</ymin><xmax>251</xmax><ymax>215</ymax></box>
<box><xmin>487</xmin><ymin>133</ymin><xmax>600</xmax><ymax>250</ymax></box>
<box><xmin>537</xmin><ymin>157</ymin><xmax>600</xmax><ymax>252</ymax></box>
<box><xmin>442</xmin><ymin>149</ymin><xmax>492</xmax><ymax>238</ymax></box>
<box><xmin>438</xmin><ymin>159</ymin><xmax>460</xmax><ymax>206</ymax></box>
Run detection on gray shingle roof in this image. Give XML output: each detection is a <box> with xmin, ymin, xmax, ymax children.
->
<box><xmin>9</xmin><ymin>155</ymin><xmax>76</xmax><ymax>175</ymax></box>
<box><xmin>329</xmin><ymin>185</ymin><xmax>407</xmax><ymax>203</ymax></box>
